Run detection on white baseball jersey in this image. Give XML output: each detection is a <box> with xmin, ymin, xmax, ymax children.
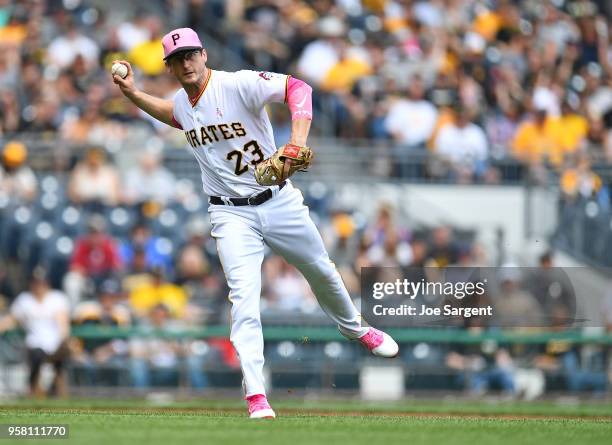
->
<box><xmin>172</xmin><ymin>69</ymin><xmax>289</xmax><ymax>198</ymax></box>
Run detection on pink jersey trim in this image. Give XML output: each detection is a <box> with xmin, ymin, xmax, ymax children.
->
<box><xmin>286</xmin><ymin>77</ymin><xmax>313</xmax><ymax>120</ymax></box>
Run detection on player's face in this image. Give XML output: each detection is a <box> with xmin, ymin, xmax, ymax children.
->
<box><xmin>166</xmin><ymin>49</ymin><xmax>208</xmax><ymax>86</ymax></box>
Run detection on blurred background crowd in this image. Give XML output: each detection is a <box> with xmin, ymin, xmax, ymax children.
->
<box><xmin>0</xmin><ymin>0</ymin><xmax>611</xmax><ymax>397</ymax></box>
<box><xmin>0</xmin><ymin>0</ymin><xmax>610</xmax><ymax>181</ymax></box>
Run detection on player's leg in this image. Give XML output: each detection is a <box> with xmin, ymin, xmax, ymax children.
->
<box><xmin>209</xmin><ymin>208</ymin><xmax>272</xmax><ymax>404</ymax></box>
<box><xmin>261</xmin><ymin>184</ymin><xmax>398</xmax><ymax>356</ymax></box>
<box><xmin>261</xmin><ymin>186</ymin><xmax>363</xmax><ymax>338</ymax></box>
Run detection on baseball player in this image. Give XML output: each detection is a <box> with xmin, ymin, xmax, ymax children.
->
<box><xmin>112</xmin><ymin>27</ymin><xmax>398</xmax><ymax>419</ymax></box>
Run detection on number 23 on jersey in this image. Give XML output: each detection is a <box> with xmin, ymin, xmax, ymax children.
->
<box><xmin>226</xmin><ymin>140</ymin><xmax>264</xmax><ymax>175</ymax></box>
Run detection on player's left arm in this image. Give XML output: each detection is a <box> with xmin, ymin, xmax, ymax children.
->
<box><xmin>285</xmin><ymin>76</ymin><xmax>313</xmax><ymax>147</ymax></box>
<box><xmin>252</xmin><ymin>75</ymin><xmax>315</xmax><ymax>186</ymax></box>
<box><xmin>237</xmin><ymin>70</ymin><xmax>313</xmax><ymax>143</ymax></box>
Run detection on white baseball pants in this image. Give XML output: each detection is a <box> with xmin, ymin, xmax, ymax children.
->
<box><xmin>209</xmin><ymin>182</ymin><xmax>367</xmax><ymax>396</ymax></box>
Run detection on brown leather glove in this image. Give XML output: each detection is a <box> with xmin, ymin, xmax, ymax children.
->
<box><xmin>254</xmin><ymin>143</ymin><xmax>313</xmax><ymax>186</ymax></box>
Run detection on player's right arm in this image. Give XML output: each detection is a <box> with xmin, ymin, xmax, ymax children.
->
<box><xmin>111</xmin><ymin>60</ymin><xmax>179</xmax><ymax>129</ymax></box>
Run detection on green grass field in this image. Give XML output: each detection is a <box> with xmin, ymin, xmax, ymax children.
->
<box><xmin>1</xmin><ymin>398</ymin><xmax>611</xmax><ymax>445</ymax></box>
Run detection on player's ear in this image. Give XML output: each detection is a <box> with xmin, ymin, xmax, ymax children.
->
<box><xmin>201</xmin><ymin>49</ymin><xmax>208</xmax><ymax>64</ymax></box>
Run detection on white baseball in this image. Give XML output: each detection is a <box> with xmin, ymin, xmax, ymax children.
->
<box><xmin>111</xmin><ymin>62</ymin><xmax>128</xmax><ymax>79</ymax></box>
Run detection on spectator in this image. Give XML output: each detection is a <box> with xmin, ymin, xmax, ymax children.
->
<box><xmin>560</xmin><ymin>100</ymin><xmax>589</xmax><ymax>153</ymax></box>
<box><xmin>240</xmin><ymin>0</ymin><xmax>290</xmax><ymax>73</ymax></box>
<box><xmin>433</xmin><ymin>104</ymin><xmax>490</xmax><ymax>182</ymax></box>
<box><xmin>47</xmin><ymin>21</ymin><xmax>100</xmax><ymax>70</ymax></box>
<box><xmin>262</xmin><ymin>256</ymin><xmax>316</xmax><ymax>312</ymax></box>
<box><xmin>493</xmin><ymin>267</ymin><xmax>544</xmax><ymax>327</ymax></box>
<box><xmin>384</xmin><ymin>76</ymin><xmax>438</xmax><ymax>148</ymax></box>
<box><xmin>534</xmin><ymin>306</ymin><xmax>608</xmax><ymax>395</ymax></box>
<box><xmin>175</xmin><ymin>222</ymin><xmax>210</xmax><ymax>281</ymax></box>
<box><xmin>605</xmin><ymin>107</ymin><xmax>612</xmax><ymax>162</ymax></box>
<box><xmin>181</xmin><ymin>266</ymin><xmax>226</xmax><ymax>326</ymax></box>
<box><xmin>559</xmin><ymin>155</ymin><xmax>604</xmax><ymax>201</ymax></box>
<box><xmin>321</xmin><ymin>209</ymin><xmax>360</xmax><ymax>294</ymax></box>
<box><xmin>484</xmin><ymin>102</ymin><xmax>523</xmax><ymax>160</ymax></box>
<box><xmin>296</xmin><ymin>16</ymin><xmax>342</xmax><ymax>86</ymax></box>
<box><xmin>176</xmin><ymin>217</ymin><xmax>219</xmax><ymax>280</ymax></box>
<box><xmin>20</xmin><ymin>96</ymin><xmax>61</xmax><ymax>134</ymax></box>
<box><xmin>129</xmin><ymin>267</ymin><xmax>188</xmax><ymax>320</ymax></box>
<box><xmin>128</xmin><ymin>303</ymin><xmax>207</xmax><ymax>389</ymax></box>
<box><xmin>446</xmin><ymin>343</ymin><xmax>516</xmax><ymax>397</ymax></box>
<box><xmin>0</xmin><ymin>89</ymin><xmax>20</xmax><ymax>135</ymax></box>
<box><xmin>363</xmin><ymin>204</ymin><xmax>407</xmax><ymax>247</ymax></box>
<box><xmin>0</xmin><ymin>269</ymin><xmax>14</xmax><ymax>304</ymax></box>
<box><xmin>323</xmin><ymin>209</ymin><xmax>358</xmax><ymax>268</ymax></box>
<box><xmin>360</xmin><ymin>204</ymin><xmax>411</xmax><ymax>266</ymax></box>
<box><xmin>0</xmin><ymin>267</ymin><xmax>70</xmax><ymax>398</ymax></box>
<box><xmin>68</xmin><ymin>147</ymin><xmax>121</xmax><ymax>208</ymax></box>
<box><xmin>128</xmin><ymin>303</ymin><xmax>182</xmax><ymax>389</ymax></box>
<box><xmin>61</xmin><ymin>104</ymin><xmax>108</xmax><ymax>144</ymax></box>
<box><xmin>320</xmin><ymin>42</ymin><xmax>372</xmax><ymax>94</ymax></box>
<box><xmin>120</xmin><ymin>223</ymin><xmax>174</xmax><ymax>275</ymax></box>
<box><xmin>532</xmin><ymin>71</ymin><xmax>562</xmax><ymax>118</ymax></box>
<box><xmin>0</xmin><ymin>141</ymin><xmax>37</xmax><ymax>203</ymax></box>
<box><xmin>408</xmin><ymin>237</ymin><xmax>429</xmax><ymax>268</ymax></box>
<box><xmin>123</xmin><ymin>150</ymin><xmax>176</xmax><ymax>206</ymax></box>
<box><xmin>122</xmin><ymin>247</ymin><xmax>155</xmax><ymax>295</ymax></box>
<box><xmin>174</xmin><ymin>218</ymin><xmax>226</xmax><ymax>324</ymax></box>
<box><xmin>602</xmin><ymin>290</ymin><xmax>612</xmax><ymax>334</ymax></box>
<box><xmin>512</xmin><ymin>107</ymin><xmax>568</xmax><ymax>169</ymax></box>
<box><xmin>524</xmin><ymin>251</ymin><xmax>576</xmax><ymax>320</ymax></box>
<box><xmin>116</xmin><ymin>16</ymin><xmax>153</xmax><ymax>52</ymax></box>
<box><xmin>71</xmin><ymin>279</ymin><xmax>131</xmax><ymax>386</ymax></box>
<box><xmin>428</xmin><ymin>226</ymin><xmax>460</xmax><ymax>268</ymax></box>
<box><xmin>560</xmin><ymin>348</ymin><xmax>608</xmax><ymax>394</ymax></box>
<box><xmin>63</xmin><ymin>214</ymin><xmax>123</xmax><ymax>305</ymax></box>
<box><xmin>367</xmin><ymin>229</ymin><xmax>413</xmax><ymax>267</ymax></box>
<box><xmin>128</xmin><ymin>16</ymin><xmax>166</xmax><ymax>76</ymax></box>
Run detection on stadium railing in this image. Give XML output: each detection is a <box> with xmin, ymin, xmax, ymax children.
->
<box><xmin>2</xmin><ymin>326</ymin><xmax>610</xmax><ymax>395</ymax></box>
<box><xmin>58</xmin><ymin>325</ymin><xmax>612</xmax><ymax>344</ymax></box>
<box><xmin>20</xmin><ymin>137</ymin><xmax>529</xmax><ymax>185</ymax></box>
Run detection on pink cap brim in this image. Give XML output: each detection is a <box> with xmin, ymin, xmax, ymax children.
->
<box><xmin>162</xmin><ymin>28</ymin><xmax>203</xmax><ymax>60</ymax></box>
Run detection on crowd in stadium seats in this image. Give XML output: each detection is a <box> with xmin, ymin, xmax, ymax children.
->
<box><xmin>1</xmin><ymin>141</ymin><xmax>491</xmax><ymax>313</ymax></box>
<box><xmin>0</xmin><ymin>0</ymin><xmax>610</xmax><ymax>185</ymax></box>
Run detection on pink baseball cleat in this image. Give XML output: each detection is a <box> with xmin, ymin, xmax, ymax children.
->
<box><xmin>358</xmin><ymin>327</ymin><xmax>399</xmax><ymax>358</ymax></box>
<box><xmin>246</xmin><ymin>394</ymin><xmax>276</xmax><ymax>419</ymax></box>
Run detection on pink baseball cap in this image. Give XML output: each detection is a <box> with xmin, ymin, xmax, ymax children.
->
<box><xmin>162</xmin><ymin>28</ymin><xmax>203</xmax><ymax>60</ymax></box>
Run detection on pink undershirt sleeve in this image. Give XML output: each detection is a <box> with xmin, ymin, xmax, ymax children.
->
<box><xmin>286</xmin><ymin>76</ymin><xmax>313</xmax><ymax>120</ymax></box>
<box><xmin>171</xmin><ymin>115</ymin><xmax>183</xmax><ymax>130</ymax></box>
